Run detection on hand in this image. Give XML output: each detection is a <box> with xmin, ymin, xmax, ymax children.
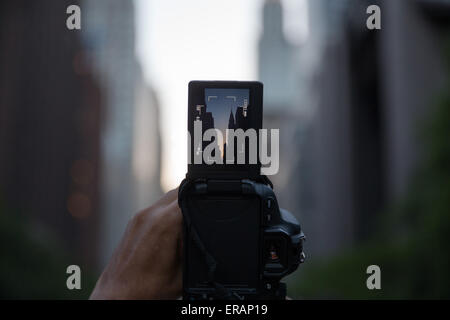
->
<box><xmin>90</xmin><ymin>188</ymin><xmax>182</xmax><ymax>299</ymax></box>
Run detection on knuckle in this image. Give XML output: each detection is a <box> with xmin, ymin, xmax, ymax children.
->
<box><xmin>131</xmin><ymin>208</ymin><xmax>150</xmax><ymax>226</ymax></box>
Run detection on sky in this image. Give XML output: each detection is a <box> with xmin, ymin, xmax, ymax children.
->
<box><xmin>135</xmin><ymin>0</ymin><xmax>308</xmax><ymax>191</ymax></box>
<box><xmin>204</xmin><ymin>88</ymin><xmax>250</xmax><ymax>137</ymax></box>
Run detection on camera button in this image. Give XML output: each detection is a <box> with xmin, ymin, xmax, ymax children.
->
<box><xmin>266</xmin><ymin>197</ymin><xmax>274</xmax><ymax>210</ymax></box>
<box><xmin>300</xmin><ymin>251</ymin><xmax>306</xmax><ymax>263</ymax></box>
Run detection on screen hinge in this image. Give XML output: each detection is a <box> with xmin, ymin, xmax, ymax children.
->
<box><xmin>205</xmin><ymin>179</ymin><xmax>243</xmax><ymax>193</ymax></box>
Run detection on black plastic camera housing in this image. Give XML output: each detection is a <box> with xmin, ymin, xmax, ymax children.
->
<box><xmin>178</xmin><ymin>177</ymin><xmax>305</xmax><ymax>300</ymax></box>
<box><xmin>181</xmin><ymin>80</ymin><xmax>305</xmax><ymax>300</ymax></box>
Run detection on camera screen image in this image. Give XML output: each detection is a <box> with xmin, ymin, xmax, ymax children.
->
<box><xmin>200</xmin><ymin>88</ymin><xmax>250</xmax><ymax>159</ymax></box>
<box><xmin>187</xmin><ymin>81</ymin><xmax>263</xmax><ymax>179</ymax></box>
<box><xmin>202</xmin><ymin>88</ymin><xmax>250</xmax><ymax>133</ymax></box>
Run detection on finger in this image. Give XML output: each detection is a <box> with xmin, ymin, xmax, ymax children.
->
<box><xmin>163</xmin><ymin>199</ymin><xmax>182</xmax><ymax>224</ymax></box>
<box><xmin>159</xmin><ymin>188</ymin><xmax>179</xmax><ymax>206</ymax></box>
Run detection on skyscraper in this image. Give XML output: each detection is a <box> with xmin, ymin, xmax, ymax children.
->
<box><xmin>82</xmin><ymin>0</ymin><xmax>162</xmax><ymax>268</ymax></box>
<box><xmin>0</xmin><ymin>0</ymin><xmax>103</xmax><ymax>277</ymax></box>
<box><xmin>228</xmin><ymin>109</ymin><xmax>236</xmax><ymax>130</ymax></box>
<box><xmin>258</xmin><ymin>0</ymin><xmax>305</xmax><ymax>233</ymax></box>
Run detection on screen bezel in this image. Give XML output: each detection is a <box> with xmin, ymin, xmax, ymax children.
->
<box><xmin>187</xmin><ymin>80</ymin><xmax>263</xmax><ymax>179</ymax></box>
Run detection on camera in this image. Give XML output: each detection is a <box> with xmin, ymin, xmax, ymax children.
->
<box><xmin>178</xmin><ymin>81</ymin><xmax>305</xmax><ymax>300</ymax></box>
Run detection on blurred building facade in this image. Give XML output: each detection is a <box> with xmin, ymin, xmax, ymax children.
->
<box><xmin>82</xmin><ymin>0</ymin><xmax>162</xmax><ymax>268</ymax></box>
<box><xmin>0</xmin><ymin>0</ymin><xmax>103</xmax><ymax>274</ymax></box>
<box><xmin>304</xmin><ymin>0</ymin><xmax>449</xmax><ymax>255</ymax></box>
<box><xmin>258</xmin><ymin>0</ymin><xmax>306</xmax><ymax>229</ymax></box>
<box><xmin>259</xmin><ymin>0</ymin><xmax>450</xmax><ymax>257</ymax></box>
<box><xmin>0</xmin><ymin>0</ymin><xmax>163</xmax><ymax>295</ymax></box>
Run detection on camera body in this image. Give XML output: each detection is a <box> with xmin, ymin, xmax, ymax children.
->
<box><xmin>178</xmin><ymin>177</ymin><xmax>305</xmax><ymax>300</ymax></box>
<box><xmin>180</xmin><ymin>80</ymin><xmax>305</xmax><ymax>300</ymax></box>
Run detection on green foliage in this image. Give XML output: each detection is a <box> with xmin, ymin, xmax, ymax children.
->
<box><xmin>0</xmin><ymin>200</ymin><xmax>96</xmax><ymax>299</ymax></box>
